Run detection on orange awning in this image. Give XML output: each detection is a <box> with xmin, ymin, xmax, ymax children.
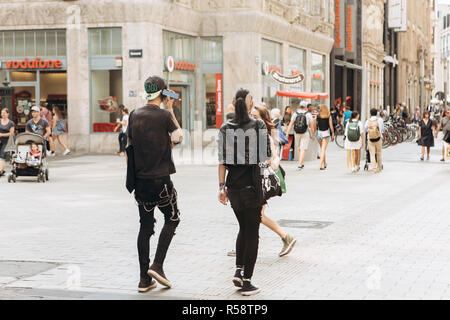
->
<box><xmin>276</xmin><ymin>91</ymin><xmax>329</xmax><ymax>100</ymax></box>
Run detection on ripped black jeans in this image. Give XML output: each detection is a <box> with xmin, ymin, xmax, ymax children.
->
<box><xmin>135</xmin><ymin>177</ymin><xmax>180</xmax><ymax>278</ymax></box>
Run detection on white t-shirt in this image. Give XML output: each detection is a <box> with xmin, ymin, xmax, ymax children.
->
<box><xmin>344</xmin><ymin>120</ymin><xmax>365</xmax><ymax>150</ymax></box>
<box><xmin>291</xmin><ymin>109</ymin><xmax>313</xmax><ymax>126</ymax></box>
<box><xmin>122</xmin><ymin>115</ymin><xmax>129</xmax><ymax>133</ymax></box>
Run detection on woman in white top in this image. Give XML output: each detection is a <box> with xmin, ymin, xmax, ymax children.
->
<box><xmin>344</xmin><ymin>111</ymin><xmax>365</xmax><ymax>172</ymax></box>
<box><xmin>115</xmin><ymin>107</ymin><xmax>129</xmax><ymax>156</ymax></box>
<box><xmin>250</xmin><ymin>105</ymin><xmax>297</xmax><ymax>257</ymax></box>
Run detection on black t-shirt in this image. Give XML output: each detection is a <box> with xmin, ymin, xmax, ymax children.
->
<box><xmin>0</xmin><ymin>119</ymin><xmax>15</xmax><ymax>144</ymax></box>
<box><xmin>26</xmin><ymin>118</ymin><xmax>49</xmax><ymax>136</ymax></box>
<box><xmin>127</xmin><ymin>105</ymin><xmax>178</xmax><ymax>180</ymax></box>
<box><xmin>225</xmin><ymin>165</ymin><xmax>255</xmax><ymax>189</ymax></box>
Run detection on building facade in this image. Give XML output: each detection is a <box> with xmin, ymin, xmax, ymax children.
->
<box><xmin>433</xmin><ymin>3</ymin><xmax>450</xmax><ymax>104</ymax></box>
<box><xmin>330</xmin><ymin>0</ymin><xmax>363</xmax><ymax>114</ymax></box>
<box><xmin>362</xmin><ymin>0</ymin><xmax>386</xmax><ymax>114</ymax></box>
<box><xmin>0</xmin><ymin>0</ymin><xmax>334</xmax><ymax>154</ymax></box>
<box><xmin>396</xmin><ymin>0</ymin><xmax>434</xmax><ymax>112</ymax></box>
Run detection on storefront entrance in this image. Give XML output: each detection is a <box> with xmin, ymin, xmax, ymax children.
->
<box><xmin>2</xmin><ymin>70</ymin><xmax>68</xmax><ymax>133</ymax></box>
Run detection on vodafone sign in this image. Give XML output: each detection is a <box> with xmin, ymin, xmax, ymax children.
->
<box><xmin>3</xmin><ymin>57</ymin><xmax>63</xmax><ymax>70</ymax></box>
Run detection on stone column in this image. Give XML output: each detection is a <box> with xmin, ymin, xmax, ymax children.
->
<box><xmin>66</xmin><ymin>25</ymin><xmax>90</xmax><ymax>154</ymax></box>
<box><xmin>222</xmin><ymin>32</ymin><xmax>261</xmax><ymax>108</ymax></box>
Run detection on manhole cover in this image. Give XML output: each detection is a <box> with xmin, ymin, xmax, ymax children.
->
<box><xmin>0</xmin><ymin>261</ymin><xmax>59</xmax><ymax>278</ymax></box>
<box><xmin>277</xmin><ymin>220</ymin><xmax>333</xmax><ymax>229</ymax></box>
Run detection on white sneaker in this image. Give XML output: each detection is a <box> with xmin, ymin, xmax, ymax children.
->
<box><xmin>63</xmin><ymin>149</ymin><xmax>71</xmax><ymax>156</ymax></box>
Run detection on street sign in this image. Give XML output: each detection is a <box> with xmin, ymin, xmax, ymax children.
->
<box><xmin>129</xmin><ymin>49</ymin><xmax>143</xmax><ymax>58</ymax></box>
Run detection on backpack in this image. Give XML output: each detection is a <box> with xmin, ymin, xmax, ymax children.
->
<box><xmin>368</xmin><ymin>119</ymin><xmax>381</xmax><ymax>141</ymax></box>
<box><xmin>347</xmin><ymin>121</ymin><xmax>360</xmax><ymax>142</ymax></box>
<box><xmin>294</xmin><ymin>112</ymin><xmax>308</xmax><ymax>134</ymax></box>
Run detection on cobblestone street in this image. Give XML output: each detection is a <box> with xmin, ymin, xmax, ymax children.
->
<box><xmin>0</xmin><ymin>140</ymin><xmax>449</xmax><ymax>300</ymax></box>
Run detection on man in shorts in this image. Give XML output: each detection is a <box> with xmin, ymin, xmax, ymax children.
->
<box><xmin>286</xmin><ymin>101</ymin><xmax>315</xmax><ymax>170</ymax></box>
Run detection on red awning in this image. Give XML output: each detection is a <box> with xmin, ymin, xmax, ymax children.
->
<box><xmin>276</xmin><ymin>91</ymin><xmax>329</xmax><ymax>100</ymax></box>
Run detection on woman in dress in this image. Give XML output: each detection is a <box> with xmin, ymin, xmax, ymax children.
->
<box><xmin>251</xmin><ymin>105</ymin><xmax>297</xmax><ymax>257</ymax></box>
<box><xmin>0</xmin><ymin>108</ymin><xmax>15</xmax><ymax>177</ymax></box>
<box><xmin>52</xmin><ymin>106</ymin><xmax>70</xmax><ymax>156</ymax></box>
<box><xmin>316</xmin><ymin>105</ymin><xmax>335</xmax><ymax>170</ymax></box>
<box><xmin>419</xmin><ymin>110</ymin><xmax>436</xmax><ymax>161</ymax></box>
<box><xmin>344</xmin><ymin>111</ymin><xmax>364</xmax><ymax>172</ymax></box>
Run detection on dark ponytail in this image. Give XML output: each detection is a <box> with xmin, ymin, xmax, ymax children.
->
<box><xmin>234</xmin><ymin>89</ymin><xmax>250</xmax><ymax>126</ymax></box>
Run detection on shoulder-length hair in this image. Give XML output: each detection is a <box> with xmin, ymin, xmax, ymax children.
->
<box><xmin>319</xmin><ymin>105</ymin><xmax>330</xmax><ymax>118</ymax></box>
<box><xmin>253</xmin><ymin>105</ymin><xmax>275</xmax><ymax>134</ymax></box>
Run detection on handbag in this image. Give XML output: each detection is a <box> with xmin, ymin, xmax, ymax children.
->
<box><xmin>259</xmin><ymin>162</ymin><xmax>282</xmax><ymax>201</ymax></box>
<box><xmin>444</xmin><ymin>131</ymin><xmax>450</xmax><ymax>144</ymax></box>
<box><xmin>276</xmin><ymin>165</ymin><xmax>286</xmax><ymax>194</ymax></box>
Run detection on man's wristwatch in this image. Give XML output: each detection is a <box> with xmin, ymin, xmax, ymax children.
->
<box><xmin>219</xmin><ymin>183</ymin><xmax>225</xmax><ymax>190</ymax></box>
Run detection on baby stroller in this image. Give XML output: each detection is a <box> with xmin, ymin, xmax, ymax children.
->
<box><xmin>7</xmin><ymin>132</ymin><xmax>49</xmax><ymax>183</ymax></box>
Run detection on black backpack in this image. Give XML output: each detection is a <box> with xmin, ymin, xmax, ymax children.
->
<box><xmin>294</xmin><ymin>112</ymin><xmax>308</xmax><ymax>134</ymax></box>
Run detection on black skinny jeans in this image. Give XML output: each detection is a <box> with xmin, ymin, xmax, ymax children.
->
<box><xmin>119</xmin><ymin>132</ymin><xmax>127</xmax><ymax>153</ymax></box>
<box><xmin>227</xmin><ymin>187</ymin><xmax>262</xmax><ymax>279</ymax></box>
<box><xmin>135</xmin><ymin>177</ymin><xmax>180</xmax><ymax>278</ymax></box>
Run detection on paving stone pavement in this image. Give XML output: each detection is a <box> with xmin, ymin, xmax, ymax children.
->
<box><xmin>0</xmin><ymin>138</ymin><xmax>449</xmax><ymax>300</ymax></box>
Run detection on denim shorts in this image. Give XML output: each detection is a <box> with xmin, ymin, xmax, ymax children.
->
<box><xmin>316</xmin><ymin>130</ymin><xmax>331</xmax><ymax>142</ymax></box>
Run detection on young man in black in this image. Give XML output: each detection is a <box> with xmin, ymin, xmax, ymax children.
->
<box><xmin>127</xmin><ymin>76</ymin><xmax>183</xmax><ymax>293</ymax></box>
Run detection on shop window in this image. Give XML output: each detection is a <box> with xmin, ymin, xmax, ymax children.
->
<box><xmin>0</xmin><ymin>30</ymin><xmax>66</xmax><ymax>57</ymax></box>
<box><xmin>163</xmin><ymin>31</ymin><xmax>195</xmax><ymax>62</ymax></box>
<box><xmin>89</xmin><ymin>28</ymin><xmax>122</xmax><ymax>56</ymax></box>
<box><xmin>36</xmin><ymin>32</ymin><xmax>45</xmax><ymax>56</ymax></box>
<box><xmin>4</xmin><ymin>32</ymin><xmax>14</xmax><ymax>57</ymax></box>
<box><xmin>311</xmin><ymin>53</ymin><xmax>325</xmax><ymax>93</ymax></box>
<box><xmin>57</xmin><ymin>30</ymin><xmax>66</xmax><ymax>56</ymax></box>
<box><xmin>91</xmin><ymin>70</ymin><xmax>123</xmax><ymax>133</ymax></box>
<box><xmin>25</xmin><ymin>31</ymin><xmax>35</xmax><ymax>56</ymax></box>
<box><xmin>204</xmin><ymin>74</ymin><xmax>223</xmax><ymax>129</ymax></box>
<box><xmin>47</xmin><ymin>31</ymin><xmax>57</xmax><ymax>56</ymax></box>
<box><xmin>202</xmin><ymin>38</ymin><xmax>223</xmax><ymax>63</ymax></box>
<box><xmin>15</xmin><ymin>32</ymin><xmax>25</xmax><ymax>57</ymax></box>
<box><xmin>262</xmin><ymin>39</ymin><xmax>283</xmax><ymax>109</ymax></box>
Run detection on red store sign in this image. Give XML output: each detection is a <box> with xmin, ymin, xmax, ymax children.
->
<box><xmin>3</xmin><ymin>57</ymin><xmax>63</xmax><ymax>70</ymax></box>
<box><xmin>215</xmin><ymin>74</ymin><xmax>223</xmax><ymax>129</ymax></box>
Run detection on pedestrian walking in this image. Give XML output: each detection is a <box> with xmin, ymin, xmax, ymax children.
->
<box><xmin>115</xmin><ymin>107</ymin><xmax>129</xmax><ymax>157</ymax></box>
<box><xmin>341</xmin><ymin>105</ymin><xmax>352</xmax><ymax>127</ymax></box>
<box><xmin>435</xmin><ymin>109</ymin><xmax>450</xmax><ymax>162</ymax></box>
<box><xmin>26</xmin><ymin>106</ymin><xmax>54</xmax><ymax>156</ymax></box>
<box><xmin>271</xmin><ymin>108</ymin><xmax>289</xmax><ymax>158</ymax></box>
<box><xmin>52</xmin><ymin>106</ymin><xmax>70</xmax><ymax>156</ymax></box>
<box><xmin>316</xmin><ymin>105</ymin><xmax>335</xmax><ymax>170</ymax></box>
<box><xmin>286</xmin><ymin>101</ymin><xmax>315</xmax><ymax>170</ymax></box>
<box><xmin>126</xmin><ymin>76</ymin><xmax>183</xmax><ymax>293</ymax></box>
<box><xmin>345</xmin><ymin>111</ymin><xmax>364</xmax><ymax>172</ymax></box>
<box><xmin>218</xmin><ymin>88</ymin><xmax>270</xmax><ymax>296</ymax></box>
<box><xmin>40</xmin><ymin>103</ymin><xmax>55</xmax><ymax>155</ymax></box>
<box><xmin>418</xmin><ymin>110</ymin><xmax>436</xmax><ymax>161</ymax></box>
<box><xmin>282</xmin><ymin>106</ymin><xmax>295</xmax><ymax>159</ymax></box>
<box><xmin>364</xmin><ymin>108</ymin><xmax>384</xmax><ymax>173</ymax></box>
<box><xmin>251</xmin><ymin>106</ymin><xmax>297</xmax><ymax>257</ymax></box>
<box><xmin>0</xmin><ymin>108</ymin><xmax>15</xmax><ymax>177</ymax></box>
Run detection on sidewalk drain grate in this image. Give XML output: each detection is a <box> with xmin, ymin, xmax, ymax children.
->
<box><xmin>277</xmin><ymin>220</ymin><xmax>333</xmax><ymax>229</ymax></box>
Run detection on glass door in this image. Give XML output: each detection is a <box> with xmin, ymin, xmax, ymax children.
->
<box><xmin>170</xmin><ymin>85</ymin><xmax>189</xmax><ymax>132</ymax></box>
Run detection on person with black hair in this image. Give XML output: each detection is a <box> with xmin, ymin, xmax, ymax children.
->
<box><xmin>364</xmin><ymin>108</ymin><xmax>384</xmax><ymax>173</ymax></box>
<box><xmin>218</xmin><ymin>89</ymin><xmax>271</xmax><ymax>296</ymax></box>
<box><xmin>127</xmin><ymin>76</ymin><xmax>183</xmax><ymax>293</ymax></box>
